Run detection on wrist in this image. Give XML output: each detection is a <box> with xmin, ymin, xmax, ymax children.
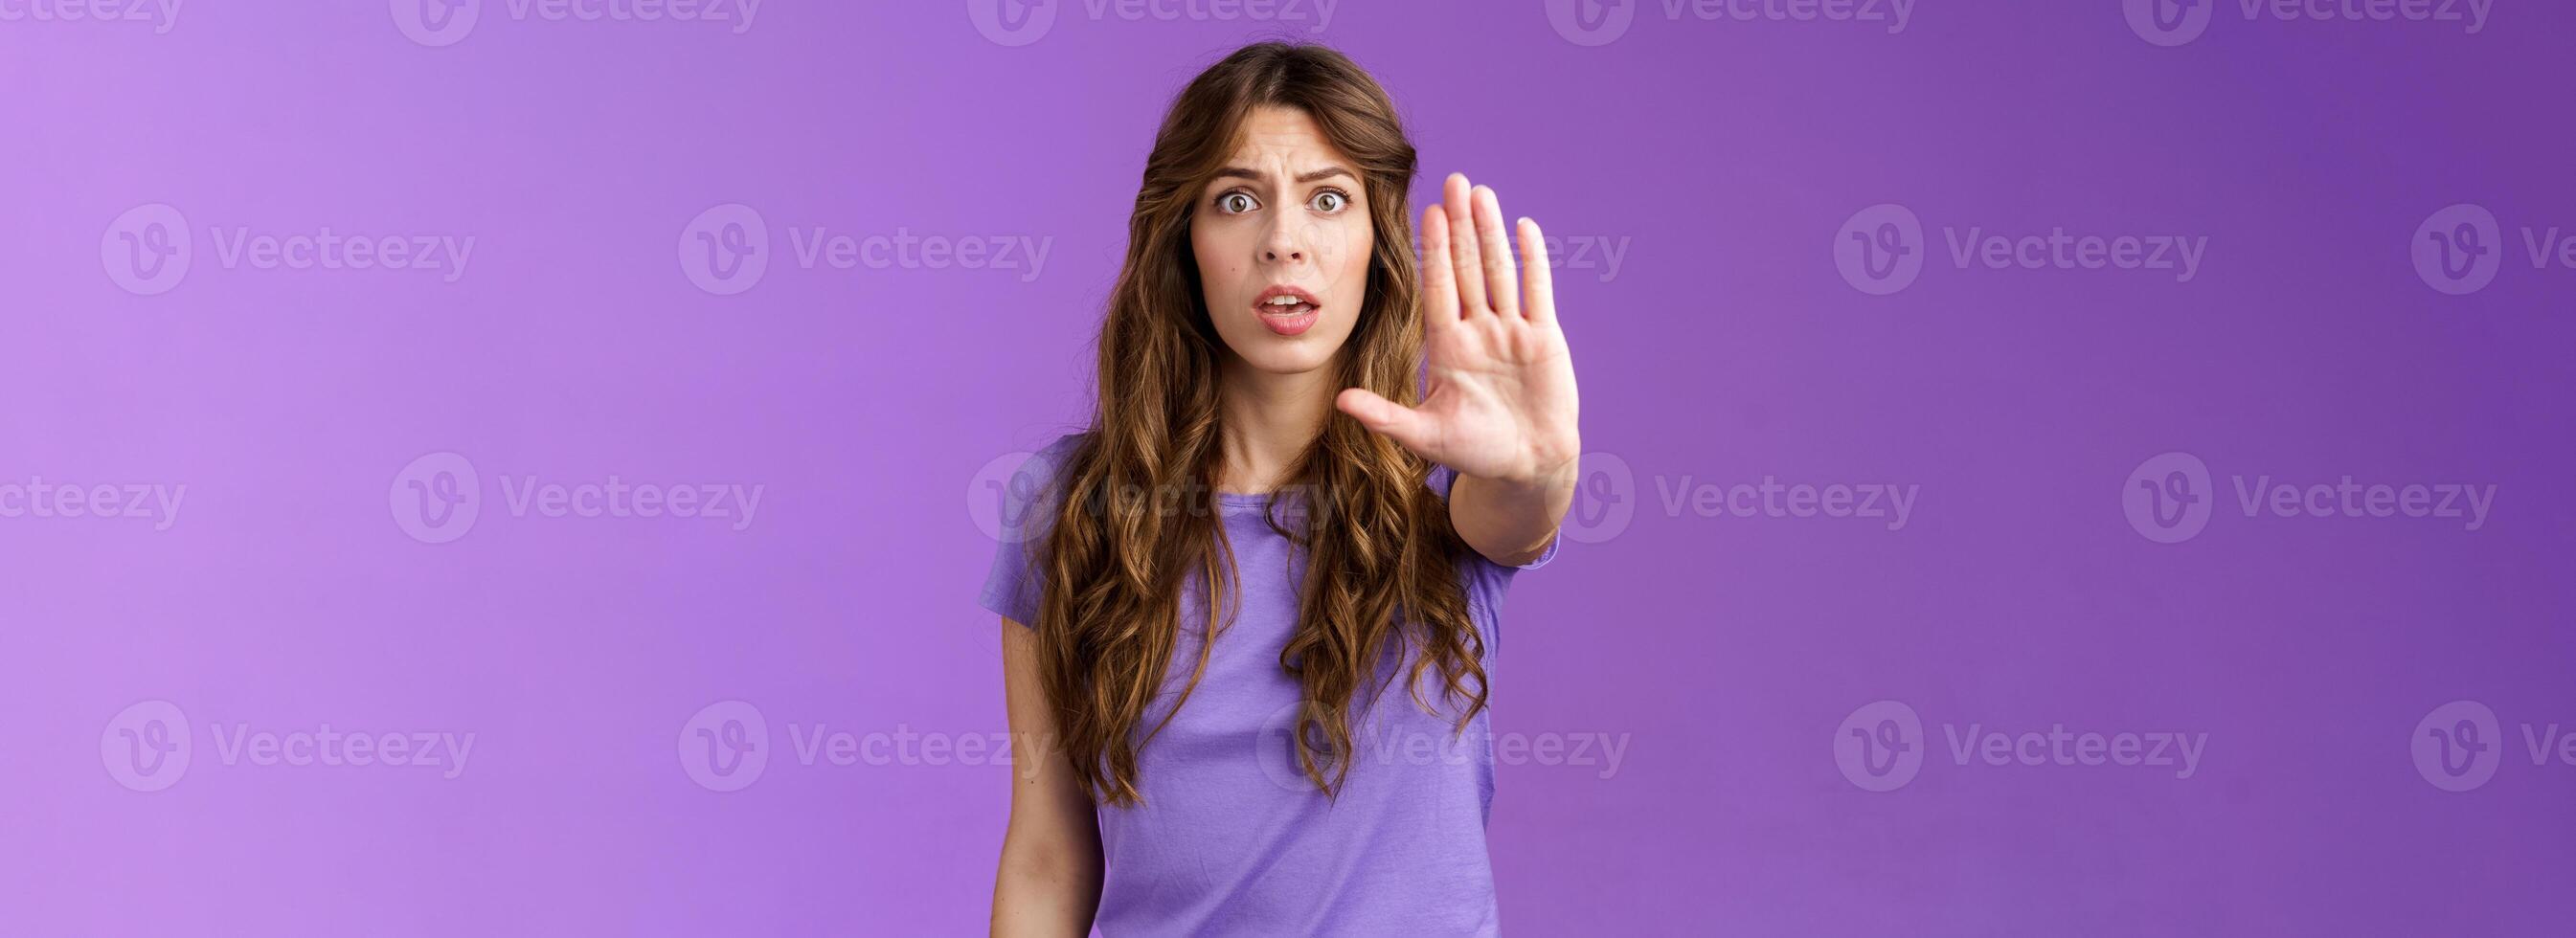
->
<box><xmin>1480</xmin><ymin>453</ymin><xmax>1580</xmax><ymax>493</ymax></box>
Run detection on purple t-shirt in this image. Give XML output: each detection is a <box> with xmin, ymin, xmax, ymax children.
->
<box><xmin>980</xmin><ymin>432</ymin><xmax>1558</xmax><ymax>936</ymax></box>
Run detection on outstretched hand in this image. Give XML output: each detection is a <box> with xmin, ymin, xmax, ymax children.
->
<box><xmin>1336</xmin><ymin>172</ymin><xmax>1580</xmax><ymax>486</ymax></box>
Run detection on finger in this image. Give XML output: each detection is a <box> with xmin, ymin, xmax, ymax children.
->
<box><xmin>1516</xmin><ymin>216</ymin><xmax>1555</xmax><ymax>326</ymax></box>
<box><xmin>1473</xmin><ymin>186</ymin><xmax>1518</xmax><ymax>317</ymax></box>
<box><xmin>1442</xmin><ymin>173</ymin><xmax>1486</xmax><ymax>316</ymax></box>
<box><xmin>1335</xmin><ymin>388</ymin><xmax>1441</xmax><ymax>459</ymax></box>
<box><xmin>1419</xmin><ymin>205</ymin><xmax>1458</xmax><ymax>325</ymax></box>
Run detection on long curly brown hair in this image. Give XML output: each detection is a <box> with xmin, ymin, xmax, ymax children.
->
<box><xmin>1024</xmin><ymin>41</ymin><xmax>1486</xmax><ymax>807</ymax></box>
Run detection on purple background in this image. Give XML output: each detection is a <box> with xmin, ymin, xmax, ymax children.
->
<box><xmin>7</xmin><ymin>1</ymin><xmax>2572</xmax><ymax>934</ymax></box>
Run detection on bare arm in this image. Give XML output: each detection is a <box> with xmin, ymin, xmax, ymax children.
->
<box><xmin>1337</xmin><ymin>172</ymin><xmax>1581</xmax><ymax>568</ymax></box>
<box><xmin>991</xmin><ymin>617</ymin><xmax>1102</xmax><ymax>937</ymax></box>
<box><xmin>1451</xmin><ymin>462</ymin><xmax>1575</xmax><ymax>568</ymax></box>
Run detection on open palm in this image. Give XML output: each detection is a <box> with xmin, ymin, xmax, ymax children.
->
<box><xmin>1337</xmin><ymin>173</ymin><xmax>1580</xmax><ymax>484</ymax></box>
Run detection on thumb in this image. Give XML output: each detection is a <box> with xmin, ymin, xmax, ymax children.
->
<box><xmin>1336</xmin><ymin>388</ymin><xmax>1440</xmax><ymax>458</ymax></box>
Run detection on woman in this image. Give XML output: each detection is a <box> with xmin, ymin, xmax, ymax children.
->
<box><xmin>983</xmin><ymin>41</ymin><xmax>1580</xmax><ymax>936</ymax></box>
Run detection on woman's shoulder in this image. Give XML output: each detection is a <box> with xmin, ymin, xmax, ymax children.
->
<box><xmin>1013</xmin><ymin>430</ymin><xmax>1094</xmax><ymax>488</ymax></box>
<box><xmin>989</xmin><ymin>430</ymin><xmax>1094</xmax><ymax>544</ymax></box>
<box><xmin>1023</xmin><ymin>428</ymin><xmax>1091</xmax><ymax>465</ymax></box>
<box><xmin>1044</xmin><ymin>429</ymin><xmax>1094</xmax><ymax>456</ymax></box>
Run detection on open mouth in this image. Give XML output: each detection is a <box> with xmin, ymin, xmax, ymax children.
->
<box><xmin>1254</xmin><ymin>286</ymin><xmax>1320</xmax><ymax>336</ymax></box>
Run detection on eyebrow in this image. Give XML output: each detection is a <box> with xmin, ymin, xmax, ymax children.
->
<box><xmin>1210</xmin><ymin>166</ymin><xmax>1355</xmax><ymax>185</ymax></box>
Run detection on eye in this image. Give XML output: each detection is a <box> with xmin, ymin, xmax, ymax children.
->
<box><xmin>1216</xmin><ymin>191</ymin><xmax>1259</xmax><ymax>214</ymax></box>
<box><xmin>1309</xmin><ymin>189</ymin><xmax>1350</xmax><ymax>213</ymax></box>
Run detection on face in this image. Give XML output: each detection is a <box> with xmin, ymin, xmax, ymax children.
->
<box><xmin>1190</xmin><ymin>105</ymin><xmax>1375</xmax><ymax>376</ymax></box>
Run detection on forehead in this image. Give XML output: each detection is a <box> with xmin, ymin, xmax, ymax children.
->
<box><xmin>1221</xmin><ymin>105</ymin><xmax>1351</xmax><ymax>172</ymax></box>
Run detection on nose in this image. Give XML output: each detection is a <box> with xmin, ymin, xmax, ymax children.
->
<box><xmin>1261</xmin><ymin>219</ymin><xmax>1307</xmax><ymax>264</ymax></box>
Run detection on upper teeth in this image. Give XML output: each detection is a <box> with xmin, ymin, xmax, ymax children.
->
<box><xmin>1267</xmin><ymin>296</ymin><xmax>1304</xmax><ymax>305</ymax></box>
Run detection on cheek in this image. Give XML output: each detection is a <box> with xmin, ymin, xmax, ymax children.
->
<box><xmin>1191</xmin><ymin>224</ymin><xmax>1245</xmax><ymax>300</ymax></box>
<box><xmin>1335</xmin><ymin>225</ymin><xmax>1374</xmax><ymax>291</ymax></box>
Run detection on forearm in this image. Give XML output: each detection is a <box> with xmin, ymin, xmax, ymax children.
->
<box><xmin>991</xmin><ymin>834</ymin><xmax>1101</xmax><ymax>937</ymax></box>
<box><xmin>1450</xmin><ymin>458</ymin><xmax>1577</xmax><ymax>568</ymax></box>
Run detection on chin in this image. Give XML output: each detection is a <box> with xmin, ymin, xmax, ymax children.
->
<box><xmin>1218</xmin><ymin>322</ymin><xmax>1345</xmax><ymax>374</ymax></box>
<box><xmin>1232</xmin><ymin>343</ymin><xmax>1338</xmax><ymax>375</ymax></box>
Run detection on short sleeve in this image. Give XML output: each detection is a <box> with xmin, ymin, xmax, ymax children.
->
<box><xmin>979</xmin><ymin>435</ymin><xmax>1081</xmax><ymax>628</ymax></box>
<box><xmin>1427</xmin><ymin>463</ymin><xmax>1564</xmax><ymax>572</ymax></box>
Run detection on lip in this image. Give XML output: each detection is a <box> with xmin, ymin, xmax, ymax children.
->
<box><xmin>1254</xmin><ymin>285</ymin><xmax>1322</xmax><ymax>337</ymax></box>
<box><xmin>1254</xmin><ymin>284</ymin><xmax>1320</xmax><ymax>307</ymax></box>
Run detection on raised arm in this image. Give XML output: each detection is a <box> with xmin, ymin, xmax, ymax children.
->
<box><xmin>1336</xmin><ymin>172</ymin><xmax>1580</xmax><ymax>566</ymax></box>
